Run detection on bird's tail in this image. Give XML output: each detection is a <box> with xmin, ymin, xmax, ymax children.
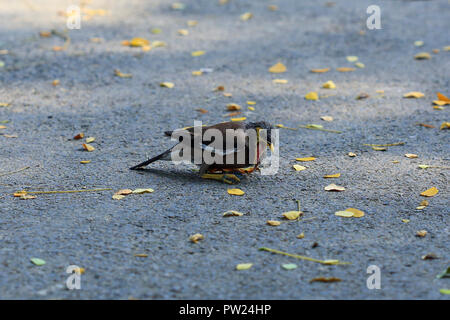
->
<box><xmin>129</xmin><ymin>149</ymin><xmax>172</xmax><ymax>170</ymax></box>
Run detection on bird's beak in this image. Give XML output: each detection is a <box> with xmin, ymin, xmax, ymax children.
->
<box><xmin>269</xmin><ymin>143</ymin><xmax>274</xmax><ymax>152</ymax></box>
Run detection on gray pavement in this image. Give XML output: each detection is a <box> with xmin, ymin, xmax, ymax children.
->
<box><xmin>0</xmin><ymin>0</ymin><xmax>449</xmax><ymax>299</ymax></box>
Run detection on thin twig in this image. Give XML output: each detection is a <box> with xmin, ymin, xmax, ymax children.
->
<box><xmin>17</xmin><ymin>188</ymin><xmax>112</xmax><ymax>195</ymax></box>
<box><xmin>363</xmin><ymin>142</ymin><xmax>405</xmax><ymax>147</ymax></box>
<box><xmin>259</xmin><ymin>247</ymin><xmax>350</xmax><ymax>265</ymax></box>
<box><xmin>0</xmin><ymin>166</ymin><xmax>30</xmax><ymax>177</ymax></box>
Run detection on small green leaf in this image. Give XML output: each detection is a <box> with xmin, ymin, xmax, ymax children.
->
<box><xmin>306</xmin><ymin>124</ymin><xmax>323</xmax><ymax>129</ymax></box>
<box><xmin>236</xmin><ymin>263</ymin><xmax>252</xmax><ymax>270</ymax></box>
<box><xmin>418</xmin><ymin>165</ymin><xmax>430</xmax><ymax>169</ymax></box>
<box><xmin>30</xmin><ymin>258</ymin><xmax>46</xmax><ymax>266</ymax></box>
<box><xmin>439</xmin><ymin>289</ymin><xmax>450</xmax><ymax>295</ymax></box>
<box><xmin>436</xmin><ymin>267</ymin><xmax>450</xmax><ymax>279</ymax></box>
<box><xmin>282</xmin><ymin>263</ymin><xmax>298</xmax><ymax>270</ymax></box>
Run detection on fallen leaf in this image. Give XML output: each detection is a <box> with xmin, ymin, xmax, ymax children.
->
<box><xmin>236</xmin><ymin>263</ymin><xmax>252</xmax><ymax>270</ymax></box>
<box><xmin>296</xmin><ymin>233</ymin><xmax>305</xmax><ymax>239</ymax></box>
<box><xmin>346</xmin><ymin>56</ymin><xmax>358</xmax><ymax>62</ymax></box>
<box><xmin>414</xmin><ymin>52</ymin><xmax>431</xmax><ymax>60</ymax></box>
<box><xmin>322</xmin><ymin>81</ymin><xmax>336</xmax><ymax>89</ymax></box>
<box><xmin>416</xmin><ymin>230</ymin><xmax>428</xmax><ymax>237</ymax></box>
<box><xmin>432</xmin><ymin>49</ymin><xmax>440</xmax><ymax>54</ymax></box>
<box><xmin>444</xmin><ymin>46</ymin><xmax>450</xmax><ymax>51</ymax></box>
<box><xmin>345</xmin><ymin>208</ymin><xmax>365</xmax><ymax>218</ymax></box>
<box><xmin>321</xmin><ymin>116</ymin><xmax>333</xmax><ymax>122</ymax></box>
<box><xmin>129</xmin><ymin>37</ymin><xmax>150</xmax><ymax>47</ymax></box>
<box><xmin>171</xmin><ymin>2</ymin><xmax>186</xmax><ymax>10</ymax></box>
<box><xmin>177</xmin><ymin>29</ymin><xmax>189</xmax><ymax>36</ymax></box>
<box><xmin>189</xmin><ymin>233</ymin><xmax>204</xmax><ymax>243</ymax></box>
<box><xmin>114</xmin><ymin>69</ymin><xmax>132</xmax><ymax>78</ymax></box>
<box><xmin>132</xmin><ymin>188</ymin><xmax>154</xmax><ymax>194</ymax></box>
<box><xmin>348</xmin><ymin>152</ymin><xmax>356</xmax><ymax>157</ymax></box>
<box><xmin>0</xmin><ymin>125</ymin><xmax>6</xmax><ymax>129</ymax></box>
<box><xmin>269</xmin><ymin>62</ymin><xmax>286</xmax><ymax>73</ymax></box>
<box><xmin>356</xmin><ymin>93</ymin><xmax>369</xmax><ymax>100</ymax></box>
<box><xmin>39</xmin><ymin>31</ymin><xmax>51</xmax><ymax>37</ymax></box>
<box><xmin>296</xmin><ymin>157</ymin><xmax>316</xmax><ymax>162</ymax></box>
<box><xmin>414</xmin><ymin>40</ymin><xmax>424</xmax><ymax>47</ymax></box>
<box><xmin>30</xmin><ymin>258</ymin><xmax>46</xmax><ymax>266</ymax></box>
<box><xmin>80</xmin><ymin>160</ymin><xmax>91</xmax><ymax>164</ymax></box>
<box><xmin>282</xmin><ymin>211</ymin><xmax>303</xmax><ymax>220</ymax></box>
<box><xmin>82</xmin><ymin>143</ymin><xmax>95</xmax><ymax>152</ymax></box>
<box><xmin>247</xmin><ymin>101</ymin><xmax>256</xmax><ymax>105</ymax></box>
<box><xmin>112</xmin><ymin>194</ymin><xmax>125</xmax><ymax>200</ymax></box>
<box><xmin>214</xmin><ymin>85</ymin><xmax>225</xmax><ymax>91</ymax></box>
<box><xmin>268</xmin><ymin>5</ymin><xmax>278</xmax><ymax>11</ymax></box>
<box><xmin>226</xmin><ymin>103</ymin><xmax>241</xmax><ymax>111</ymax></box>
<box><xmin>323</xmin><ymin>173</ymin><xmax>341</xmax><ymax>178</ymax></box>
<box><xmin>19</xmin><ymin>194</ymin><xmax>36</xmax><ymax>200</ymax></box>
<box><xmin>282</xmin><ymin>263</ymin><xmax>298</xmax><ymax>270</ymax></box>
<box><xmin>436</xmin><ymin>92</ymin><xmax>450</xmax><ymax>102</ymax></box>
<box><xmin>74</xmin><ymin>133</ymin><xmax>84</xmax><ymax>140</ymax></box>
<box><xmin>439</xmin><ymin>289</ymin><xmax>450</xmax><ymax>295</ymax></box>
<box><xmin>324</xmin><ymin>184</ymin><xmax>345</xmax><ymax>192</ymax></box>
<box><xmin>231</xmin><ymin>117</ymin><xmax>246</xmax><ymax>122</ymax></box>
<box><xmin>134</xmin><ymin>254</ymin><xmax>148</xmax><ymax>257</ymax></box>
<box><xmin>310</xmin><ymin>68</ymin><xmax>330</xmax><ymax>73</ymax></box>
<box><xmin>355</xmin><ymin>62</ymin><xmax>365</xmax><ymax>68</ymax></box>
<box><xmin>334</xmin><ymin>210</ymin><xmax>354</xmax><ymax>218</ymax></box>
<box><xmin>305</xmin><ymin>92</ymin><xmax>319</xmax><ymax>100</ymax></box>
<box><xmin>85</xmin><ymin>137</ymin><xmax>95</xmax><ymax>143</ymax></box>
<box><xmin>187</xmin><ymin>20</ymin><xmax>198</xmax><ymax>27</ymax></box>
<box><xmin>266</xmin><ymin>220</ymin><xmax>281</xmax><ymax>226</ymax></box>
<box><xmin>440</xmin><ymin>122</ymin><xmax>450</xmax><ymax>130</ymax></box>
<box><xmin>372</xmin><ymin>146</ymin><xmax>387</xmax><ymax>151</ymax></box>
<box><xmin>418</xmin><ymin>165</ymin><xmax>429</xmax><ymax>169</ymax></box>
<box><xmin>0</xmin><ymin>102</ymin><xmax>10</xmax><ymax>107</ymax></box>
<box><xmin>227</xmin><ymin>188</ymin><xmax>245</xmax><ymax>196</ymax></box>
<box><xmin>418</xmin><ymin>123</ymin><xmax>435</xmax><ymax>128</ymax></box>
<box><xmin>151</xmin><ymin>28</ymin><xmax>162</xmax><ymax>34</ymax></box>
<box><xmin>420</xmin><ymin>200</ymin><xmax>429</xmax><ymax>207</ymax></box>
<box><xmin>272</xmin><ymin>79</ymin><xmax>288</xmax><ymax>84</ymax></box>
<box><xmin>248</xmin><ymin>106</ymin><xmax>255</xmax><ymax>111</ymax></box>
<box><xmin>240</xmin><ymin>12</ymin><xmax>253</xmax><ymax>21</ymax></box>
<box><xmin>422</xmin><ymin>253</ymin><xmax>438</xmax><ymax>260</ymax></box>
<box><xmin>192</xmin><ymin>70</ymin><xmax>202</xmax><ymax>76</ymax></box>
<box><xmin>436</xmin><ymin>267</ymin><xmax>450</xmax><ymax>279</ymax></box>
<box><xmin>336</xmin><ymin>67</ymin><xmax>355</xmax><ymax>72</ymax></box>
<box><xmin>196</xmin><ymin>108</ymin><xmax>208</xmax><ymax>114</ymax></box>
<box><xmin>223</xmin><ymin>210</ymin><xmax>244</xmax><ymax>217</ymax></box>
<box><xmin>115</xmin><ymin>189</ymin><xmax>132</xmax><ymax>195</ymax></box>
<box><xmin>310</xmin><ymin>277</ymin><xmax>342</xmax><ymax>283</ymax></box>
<box><xmin>405</xmin><ymin>153</ymin><xmax>418</xmax><ymax>158</ymax></box>
<box><xmin>293</xmin><ymin>164</ymin><xmax>307</xmax><ymax>171</ymax></box>
<box><xmin>403</xmin><ymin>91</ymin><xmax>424</xmax><ymax>98</ymax></box>
<box><xmin>152</xmin><ymin>41</ymin><xmax>166</xmax><ymax>48</ymax></box>
<box><xmin>191</xmin><ymin>50</ymin><xmax>205</xmax><ymax>57</ymax></box>
<box><xmin>420</xmin><ymin>187</ymin><xmax>438</xmax><ymax>197</ymax></box>
<box><xmin>52</xmin><ymin>79</ymin><xmax>60</xmax><ymax>86</ymax></box>
<box><xmin>3</xmin><ymin>134</ymin><xmax>18</xmax><ymax>138</ymax></box>
<box><xmin>160</xmin><ymin>82</ymin><xmax>174</xmax><ymax>88</ymax></box>
<box><xmin>402</xmin><ymin>219</ymin><xmax>410</xmax><ymax>223</ymax></box>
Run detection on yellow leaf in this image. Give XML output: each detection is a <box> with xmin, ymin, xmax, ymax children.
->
<box><xmin>142</xmin><ymin>45</ymin><xmax>152</xmax><ymax>52</ymax></box>
<box><xmin>345</xmin><ymin>208</ymin><xmax>365</xmax><ymax>218</ymax></box>
<box><xmin>151</xmin><ymin>28</ymin><xmax>162</xmax><ymax>34</ymax></box>
<box><xmin>132</xmin><ymin>188</ymin><xmax>154</xmax><ymax>194</ymax></box>
<box><xmin>0</xmin><ymin>102</ymin><xmax>10</xmax><ymax>107</ymax></box>
<box><xmin>134</xmin><ymin>254</ymin><xmax>148</xmax><ymax>257</ymax></box>
<box><xmin>20</xmin><ymin>194</ymin><xmax>36</xmax><ymax>200</ymax></box>
<box><xmin>266</xmin><ymin>220</ymin><xmax>281</xmax><ymax>226</ymax></box>
<box><xmin>416</xmin><ymin>230</ymin><xmax>427</xmax><ymax>237</ymax></box>
<box><xmin>227</xmin><ymin>188</ymin><xmax>245</xmax><ymax>196</ymax></box>
<box><xmin>420</xmin><ymin>187</ymin><xmax>438</xmax><ymax>197</ymax></box>
<box><xmin>114</xmin><ymin>69</ymin><xmax>132</xmax><ymax>78</ymax></box>
<box><xmin>231</xmin><ymin>117</ymin><xmax>246</xmax><ymax>122</ymax></box>
<box><xmin>346</xmin><ymin>56</ymin><xmax>358</xmax><ymax>62</ymax></box>
<box><xmin>0</xmin><ymin>125</ymin><xmax>6</xmax><ymax>129</ymax></box>
<box><xmin>112</xmin><ymin>194</ymin><xmax>125</xmax><ymax>200</ymax></box>
<box><xmin>282</xmin><ymin>211</ymin><xmax>302</xmax><ymax>220</ymax></box>
<box><xmin>189</xmin><ymin>233</ymin><xmax>204</xmax><ymax>243</ymax></box>
<box><xmin>248</xmin><ymin>106</ymin><xmax>255</xmax><ymax>111</ymax></box>
<box><xmin>82</xmin><ymin>143</ymin><xmax>95</xmax><ymax>152</ymax></box>
<box><xmin>324</xmin><ymin>184</ymin><xmax>345</xmax><ymax>192</ymax></box>
<box><xmin>437</xmin><ymin>92</ymin><xmax>450</xmax><ymax>102</ymax></box>
<box><xmin>322</xmin><ymin>80</ymin><xmax>336</xmax><ymax>89</ymax></box>
<box><xmin>269</xmin><ymin>62</ymin><xmax>287</xmax><ymax>73</ymax></box>
<box><xmin>160</xmin><ymin>82</ymin><xmax>174</xmax><ymax>88</ymax></box>
<box><xmin>323</xmin><ymin>173</ymin><xmax>341</xmax><ymax>178</ymax></box>
<box><xmin>52</xmin><ymin>79</ymin><xmax>60</xmax><ymax>86</ymax></box>
<box><xmin>405</xmin><ymin>153</ymin><xmax>418</xmax><ymax>158</ymax></box>
<box><xmin>310</xmin><ymin>68</ymin><xmax>330</xmax><ymax>73</ymax></box>
<box><xmin>355</xmin><ymin>62</ymin><xmax>365</xmax><ymax>68</ymax></box>
<box><xmin>192</xmin><ymin>70</ymin><xmax>202</xmax><ymax>76</ymax></box>
<box><xmin>293</xmin><ymin>165</ymin><xmax>307</xmax><ymax>171</ymax></box>
<box><xmin>414</xmin><ymin>52</ymin><xmax>431</xmax><ymax>60</ymax></box>
<box><xmin>335</xmin><ymin>210</ymin><xmax>354</xmax><ymax>217</ymax></box>
<box><xmin>152</xmin><ymin>41</ymin><xmax>166</xmax><ymax>48</ymax></box>
<box><xmin>223</xmin><ymin>210</ymin><xmax>244</xmax><ymax>217</ymax></box>
<box><xmin>178</xmin><ymin>29</ymin><xmax>189</xmax><ymax>36</ymax></box>
<box><xmin>240</xmin><ymin>12</ymin><xmax>253</xmax><ymax>21</ymax></box>
<box><xmin>296</xmin><ymin>157</ymin><xmax>316</xmax><ymax>162</ymax></box>
<box><xmin>402</xmin><ymin>219</ymin><xmax>410</xmax><ymax>223</ymax></box>
<box><xmin>129</xmin><ymin>37</ymin><xmax>150</xmax><ymax>47</ymax></box>
<box><xmin>85</xmin><ymin>137</ymin><xmax>95</xmax><ymax>143</ymax></box>
<box><xmin>115</xmin><ymin>189</ymin><xmax>133</xmax><ymax>195</ymax></box>
<box><xmin>403</xmin><ymin>91</ymin><xmax>424</xmax><ymax>98</ymax></box>
<box><xmin>433</xmin><ymin>100</ymin><xmax>450</xmax><ymax>106</ymax></box>
<box><xmin>296</xmin><ymin>233</ymin><xmax>305</xmax><ymax>239</ymax></box>
<box><xmin>191</xmin><ymin>50</ymin><xmax>205</xmax><ymax>57</ymax></box>
<box><xmin>273</xmin><ymin>79</ymin><xmax>288</xmax><ymax>84</ymax></box>
<box><xmin>187</xmin><ymin>20</ymin><xmax>198</xmax><ymax>27</ymax></box>
<box><xmin>414</xmin><ymin>40</ymin><xmax>424</xmax><ymax>47</ymax></box>
<box><xmin>336</xmin><ymin>67</ymin><xmax>355</xmax><ymax>72</ymax></box>
<box><xmin>440</xmin><ymin>122</ymin><xmax>450</xmax><ymax>130</ymax></box>
<box><xmin>444</xmin><ymin>46</ymin><xmax>450</xmax><ymax>51</ymax></box>
<box><xmin>247</xmin><ymin>101</ymin><xmax>256</xmax><ymax>105</ymax></box>
<box><xmin>348</xmin><ymin>152</ymin><xmax>356</xmax><ymax>157</ymax></box>
<box><xmin>236</xmin><ymin>263</ymin><xmax>252</xmax><ymax>270</ymax></box>
<box><xmin>80</xmin><ymin>160</ymin><xmax>91</xmax><ymax>164</ymax></box>
<box><xmin>305</xmin><ymin>91</ymin><xmax>319</xmax><ymax>100</ymax></box>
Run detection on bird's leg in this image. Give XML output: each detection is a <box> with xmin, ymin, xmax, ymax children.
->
<box><xmin>201</xmin><ymin>172</ymin><xmax>241</xmax><ymax>184</ymax></box>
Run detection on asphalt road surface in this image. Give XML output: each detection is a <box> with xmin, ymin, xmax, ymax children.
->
<box><xmin>0</xmin><ymin>0</ymin><xmax>449</xmax><ymax>299</ymax></box>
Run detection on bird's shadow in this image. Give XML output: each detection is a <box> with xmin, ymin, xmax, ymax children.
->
<box><xmin>130</xmin><ymin>167</ymin><xmax>208</xmax><ymax>185</ymax></box>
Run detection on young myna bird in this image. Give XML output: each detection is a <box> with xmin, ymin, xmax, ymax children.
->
<box><xmin>130</xmin><ymin>121</ymin><xmax>274</xmax><ymax>184</ymax></box>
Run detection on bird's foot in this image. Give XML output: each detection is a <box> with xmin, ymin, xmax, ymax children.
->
<box><xmin>201</xmin><ymin>173</ymin><xmax>241</xmax><ymax>184</ymax></box>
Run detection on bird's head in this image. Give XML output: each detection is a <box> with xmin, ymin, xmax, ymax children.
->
<box><xmin>246</xmin><ymin>121</ymin><xmax>274</xmax><ymax>152</ymax></box>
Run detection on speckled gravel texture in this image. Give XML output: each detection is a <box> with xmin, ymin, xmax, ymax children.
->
<box><xmin>0</xmin><ymin>0</ymin><xmax>448</xmax><ymax>299</ymax></box>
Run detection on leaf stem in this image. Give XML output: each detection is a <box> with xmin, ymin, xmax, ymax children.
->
<box><xmin>259</xmin><ymin>247</ymin><xmax>350</xmax><ymax>265</ymax></box>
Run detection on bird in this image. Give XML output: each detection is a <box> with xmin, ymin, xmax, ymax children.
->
<box><xmin>130</xmin><ymin>121</ymin><xmax>274</xmax><ymax>184</ymax></box>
